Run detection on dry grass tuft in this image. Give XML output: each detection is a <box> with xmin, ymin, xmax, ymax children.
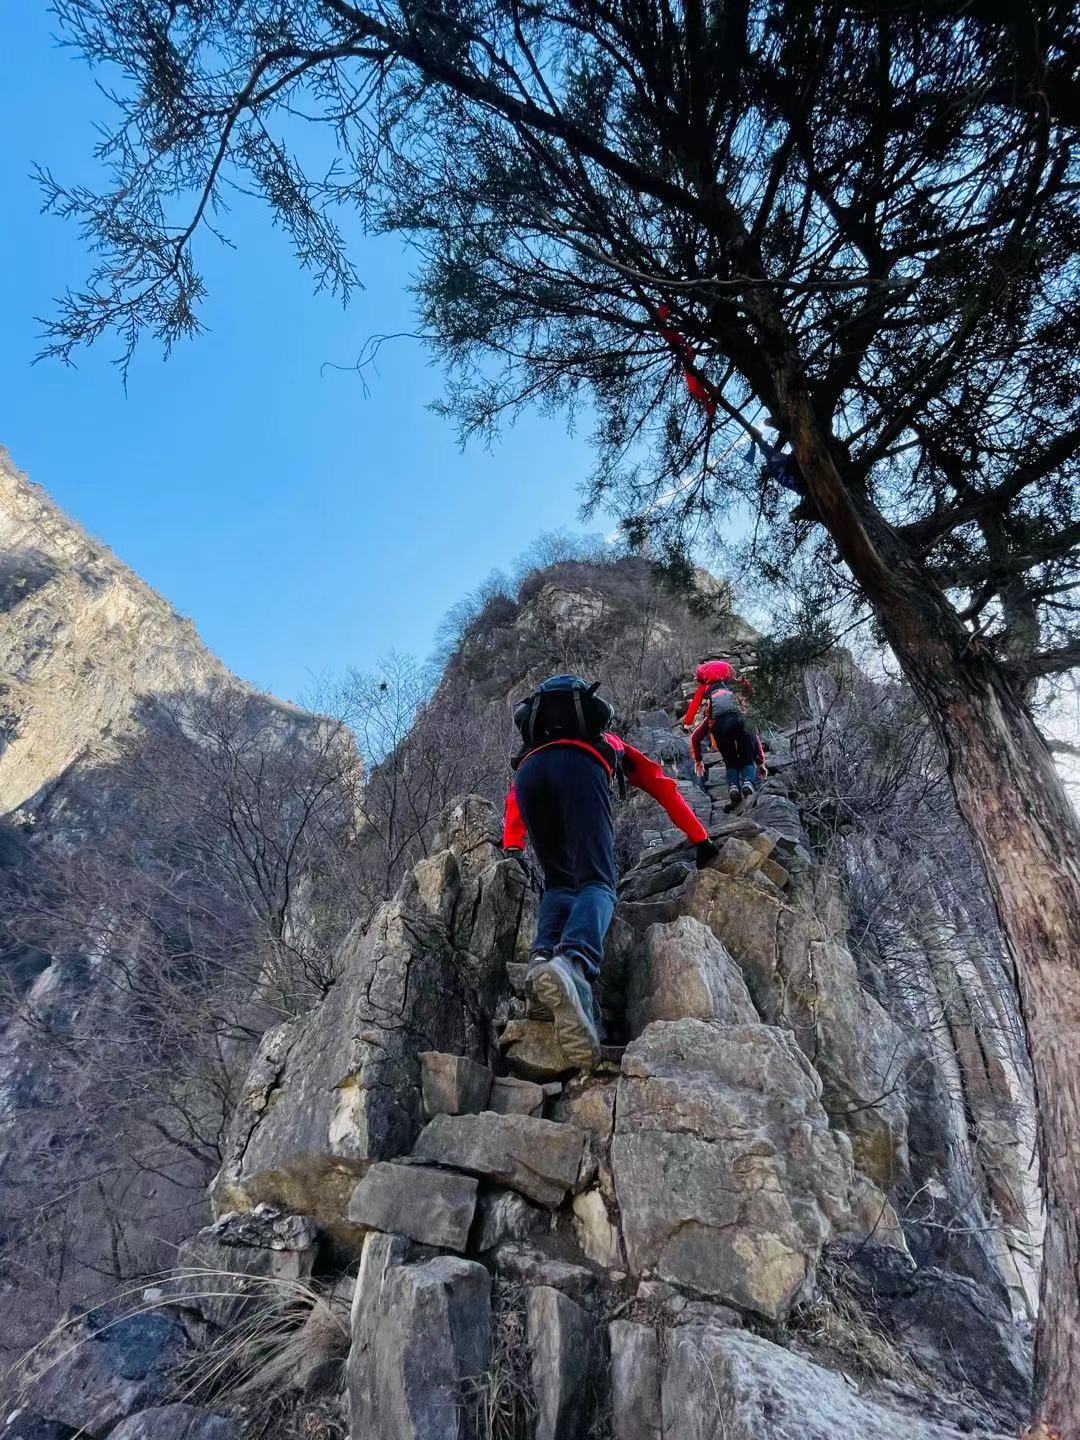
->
<box><xmin>461</xmin><ymin>1282</ymin><xmax>536</xmax><ymax>1440</ymax></box>
<box><xmin>4</xmin><ymin>1263</ymin><xmax>352</xmax><ymax>1431</ymax></box>
<box><xmin>792</xmin><ymin>1251</ymin><xmax>924</xmax><ymax>1388</ymax></box>
<box><xmin>173</xmin><ymin>1267</ymin><xmax>351</xmax><ymax>1403</ymax></box>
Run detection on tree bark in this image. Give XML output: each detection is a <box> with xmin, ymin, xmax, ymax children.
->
<box><xmin>927</xmin><ymin>654</ymin><xmax>1080</xmax><ymax>1437</ymax></box>
<box><xmin>773</xmin><ymin>369</ymin><xmax>1080</xmax><ymax>1436</ymax></box>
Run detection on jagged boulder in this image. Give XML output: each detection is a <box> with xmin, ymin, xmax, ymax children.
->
<box><xmin>347</xmin><ymin>1233</ymin><xmax>491</xmax><ymax>1440</ymax></box>
<box><xmin>498</xmin><ymin>1018</ymin><xmax>573</xmax><ymax>1080</ymax></box>
<box><xmin>419</xmin><ymin>1052</ymin><xmax>494</xmax><ymax>1117</ymax></box>
<box><xmin>16</xmin><ymin>1310</ymin><xmax>188</xmax><ymax>1439</ymax></box>
<box><xmin>620</xmin><ymin>866</ymin><xmax>911</xmax><ymax>1188</ymax></box>
<box><xmin>211</xmin><ymin>800</ymin><xmax>525</xmax><ymax>1241</ymax></box>
<box><xmin>527</xmin><ymin>1286</ymin><xmax>592</xmax><ymax>1440</ymax></box>
<box><xmin>411</xmin><ymin>1112</ymin><xmax>585</xmax><ymax>1207</ymax></box>
<box><xmin>612</xmin><ymin>1019</ymin><xmax>854</xmax><ymax>1321</ymax></box>
<box><xmin>347</xmin><ymin>1163</ymin><xmax>479</xmax><ymax>1252</ymax></box>
<box><xmin>488</xmin><ymin>1075</ymin><xmax>547</xmax><ymax>1115</ymax></box>
<box><xmin>609</xmin><ymin>1321</ymin><xmax>662</xmax><ymax>1440</ymax></box>
<box><xmin>625</xmin><ymin>916</ymin><xmax>759</xmax><ymax>1035</ymax></box>
<box><xmin>656</xmin><ymin>1326</ymin><xmax>1009</xmax><ymax>1440</ymax></box>
<box><xmin>175</xmin><ymin>1208</ymin><xmax>316</xmax><ymax>1327</ymax></box>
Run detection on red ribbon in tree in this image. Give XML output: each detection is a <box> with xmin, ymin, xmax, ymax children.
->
<box><xmin>656</xmin><ymin>304</ymin><xmax>718</xmax><ymax>417</ymax></box>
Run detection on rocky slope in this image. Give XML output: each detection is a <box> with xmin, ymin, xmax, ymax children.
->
<box><xmin>10</xmin><ymin>745</ymin><xmax>1038</xmax><ymax>1438</ymax></box>
<box><xmin>0</xmin><ymin>485</ymin><xmax>1039</xmax><ymax>1439</ymax></box>
<box><xmin>0</xmin><ymin>451</ymin><xmax>321</xmax><ymax>1356</ymax></box>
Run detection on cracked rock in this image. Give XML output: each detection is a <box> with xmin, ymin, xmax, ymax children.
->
<box><xmin>412</xmin><ymin>1112</ymin><xmax>585</xmax><ymax>1207</ymax></box>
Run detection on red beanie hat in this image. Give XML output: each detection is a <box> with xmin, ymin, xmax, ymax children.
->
<box><xmin>695</xmin><ymin>660</ymin><xmax>734</xmax><ymax>684</ymax></box>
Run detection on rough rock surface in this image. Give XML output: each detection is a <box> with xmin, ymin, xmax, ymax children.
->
<box><xmin>106</xmin><ymin>1408</ymin><xmax>239</xmax><ymax>1440</ymax></box>
<box><xmin>211</xmin><ymin>800</ymin><xmax>523</xmax><ymax>1236</ymax></box>
<box><xmin>526</xmin><ymin>1286</ymin><xmax>591</xmax><ymax>1440</ymax></box>
<box><xmin>572</xmin><ymin>1189</ymin><xmax>622</xmax><ymax>1268</ymax></box>
<box><xmin>609</xmin><ymin>1321</ymin><xmax>662</xmax><ymax>1440</ymax></box>
<box><xmin>498</xmin><ymin>1018</ymin><xmax>573</xmax><ymax>1080</ymax></box>
<box><xmin>473</xmin><ymin>1191</ymin><xmax>546</xmax><ymax>1252</ymax></box>
<box><xmin>626</xmin><ymin>916</ymin><xmax>758</xmax><ymax>1034</ymax></box>
<box><xmin>347</xmin><ymin>1163</ymin><xmax>478</xmax><ymax>1252</ymax></box>
<box><xmin>175</xmin><ymin>1218</ymin><xmax>316</xmax><ymax>1328</ymax></box>
<box><xmin>613</xmin><ymin>1019</ymin><xmax>854</xmax><ymax>1320</ymax></box>
<box><xmin>412</xmin><ymin>1111</ymin><xmax>585</xmax><ymax>1207</ymax></box>
<box><xmin>419</xmin><ymin>1052</ymin><xmax>493</xmax><ymax>1117</ymax></box>
<box><xmin>18</xmin><ymin>1310</ymin><xmax>187</xmax><ymax>1438</ymax></box>
<box><xmin>621</xmin><ymin>864</ymin><xmax>911</xmax><ymax>1187</ymax></box>
<box><xmin>202</xmin><ymin>1205</ymin><xmax>318</xmax><ymax>1251</ymax></box>
<box><xmin>348</xmin><ymin>1239</ymin><xmax>491</xmax><ymax>1440</ymax></box>
<box><xmin>659</xmin><ymin>1326</ymin><xmax>1007</xmax><ymax>1440</ymax></box>
<box><xmin>488</xmin><ymin>1075</ymin><xmax>546</xmax><ymax>1116</ymax></box>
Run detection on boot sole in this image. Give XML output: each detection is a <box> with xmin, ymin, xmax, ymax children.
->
<box><xmin>532</xmin><ymin>970</ymin><xmax>600</xmax><ymax>1070</ymax></box>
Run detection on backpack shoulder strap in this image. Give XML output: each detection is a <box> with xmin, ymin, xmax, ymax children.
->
<box><xmin>572</xmin><ymin>686</ymin><xmax>586</xmax><ymax>735</ymax></box>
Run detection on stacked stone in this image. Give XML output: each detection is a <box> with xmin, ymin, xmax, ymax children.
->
<box><xmin>15</xmin><ymin>760</ymin><xmax>1028</xmax><ymax>1440</ymax></box>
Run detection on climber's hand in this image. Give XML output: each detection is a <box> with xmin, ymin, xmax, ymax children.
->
<box><xmin>757</xmin><ymin>764</ymin><xmax>769</xmax><ymax>780</ymax></box>
<box><xmin>694</xmin><ymin>760</ymin><xmax>706</xmax><ymax>778</ymax></box>
<box><xmin>695</xmin><ymin>838</ymin><xmax>721</xmax><ymax>869</ymax></box>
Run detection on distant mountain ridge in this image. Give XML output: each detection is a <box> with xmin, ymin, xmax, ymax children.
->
<box><xmin>0</xmin><ymin>447</ymin><xmax>302</xmax><ymax>817</ymax></box>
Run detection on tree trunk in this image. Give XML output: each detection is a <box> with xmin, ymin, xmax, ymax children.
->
<box><xmin>772</xmin><ymin>376</ymin><xmax>1080</xmax><ymax>1435</ymax></box>
<box><xmin>914</xmin><ymin>649</ymin><xmax>1080</xmax><ymax>1435</ymax></box>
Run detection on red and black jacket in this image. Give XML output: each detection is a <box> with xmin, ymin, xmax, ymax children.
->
<box><xmin>689</xmin><ymin>716</ymin><xmax>766</xmax><ymax>768</ymax></box>
<box><xmin>502</xmin><ymin>733</ymin><xmax>708</xmax><ymax>850</ymax></box>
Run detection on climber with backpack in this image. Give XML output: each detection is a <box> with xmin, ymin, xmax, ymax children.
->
<box><xmin>503</xmin><ymin>674</ymin><xmax>720</xmax><ymax>1069</ymax></box>
<box><xmin>684</xmin><ymin>660</ymin><xmax>768</xmax><ymax>807</ymax></box>
<box><xmin>681</xmin><ymin>658</ymin><xmax>753</xmax><ymax>729</ymax></box>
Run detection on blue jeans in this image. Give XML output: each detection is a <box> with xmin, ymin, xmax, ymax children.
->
<box><xmin>513</xmin><ymin>744</ymin><xmax>618</xmax><ymax>977</ymax></box>
<box><xmin>533</xmin><ymin>885</ymin><xmax>616</xmax><ymax>978</ymax></box>
<box><xmin>726</xmin><ymin>762</ymin><xmax>758</xmax><ymax>791</ymax></box>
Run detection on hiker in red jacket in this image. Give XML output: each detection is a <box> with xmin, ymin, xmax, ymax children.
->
<box><xmin>503</xmin><ymin>675</ymin><xmax>718</xmax><ymax>1069</ymax></box>
<box><xmin>685</xmin><ymin>660</ymin><xmax>767</xmax><ymax>806</ymax></box>
<box><xmin>682</xmin><ymin>658</ymin><xmax>753</xmax><ymax>729</ymax></box>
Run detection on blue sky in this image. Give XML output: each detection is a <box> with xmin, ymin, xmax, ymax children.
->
<box><xmin>1</xmin><ymin>8</ymin><xmax>596</xmax><ymax>702</ymax></box>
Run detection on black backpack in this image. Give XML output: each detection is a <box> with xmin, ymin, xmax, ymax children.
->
<box><xmin>705</xmin><ymin>684</ymin><xmax>741</xmax><ymax>725</ymax></box>
<box><xmin>511</xmin><ymin>676</ymin><xmax>627</xmax><ymax>796</ymax></box>
<box><xmin>513</xmin><ymin>674</ymin><xmax>614</xmax><ymax>747</ymax></box>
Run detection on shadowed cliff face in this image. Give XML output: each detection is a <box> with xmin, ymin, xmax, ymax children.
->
<box><xmin>0</xmin><ymin>453</ymin><xmax>334</xmax><ymax>1357</ymax></box>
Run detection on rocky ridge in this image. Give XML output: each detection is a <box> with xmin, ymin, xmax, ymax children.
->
<box><xmin>8</xmin><ymin>703</ymin><xmax>1035</xmax><ymax>1440</ymax></box>
<box><xmin>0</xmin><ymin>485</ymin><xmax>1038</xmax><ymax>1440</ymax></box>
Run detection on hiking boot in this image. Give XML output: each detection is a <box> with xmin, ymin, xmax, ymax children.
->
<box><xmin>728</xmin><ymin>786</ymin><xmax>742</xmax><ymax>806</ymax></box>
<box><xmin>529</xmin><ymin>955</ymin><xmax>600</xmax><ymax>1070</ymax></box>
<box><xmin>742</xmin><ymin>781</ymin><xmax>756</xmax><ymax>799</ymax></box>
<box><xmin>524</xmin><ymin>953</ymin><xmax>554</xmax><ymax>1019</ymax></box>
